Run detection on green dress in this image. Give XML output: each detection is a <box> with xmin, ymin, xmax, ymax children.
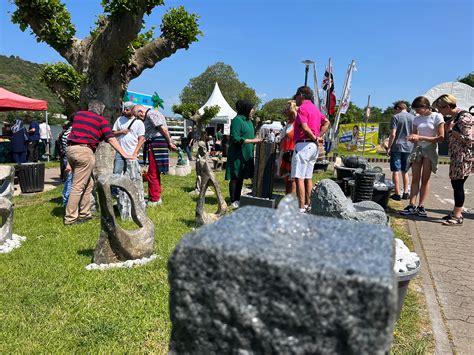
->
<box><xmin>225</xmin><ymin>115</ymin><xmax>255</xmax><ymax>180</ymax></box>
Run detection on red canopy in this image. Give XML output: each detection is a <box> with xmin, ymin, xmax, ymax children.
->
<box><xmin>0</xmin><ymin>87</ymin><xmax>48</xmax><ymax>111</ymax></box>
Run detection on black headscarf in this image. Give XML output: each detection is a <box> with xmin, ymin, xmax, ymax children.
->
<box><xmin>235</xmin><ymin>100</ymin><xmax>254</xmax><ymax>118</ymax></box>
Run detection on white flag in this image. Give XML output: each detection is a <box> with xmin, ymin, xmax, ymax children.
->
<box><xmin>339</xmin><ymin>61</ymin><xmax>357</xmax><ymax>114</ymax></box>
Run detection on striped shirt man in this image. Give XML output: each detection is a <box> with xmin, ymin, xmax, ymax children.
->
<box><xmin>68</xmin><ymin>111</ymin><xmax>113</xmax><ymax>151</ymax></box>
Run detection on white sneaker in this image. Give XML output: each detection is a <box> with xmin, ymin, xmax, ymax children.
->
<box><xmin>231</xmin><ymin>201</ymin><xmax>240</xmax><ymax>209</ymax></box>
<box><xmin>147</xmin><ymin>198</ymin><xmax>162</xmax><ymax>207</ymax></box>
<box><xmin>299</xmin><ymin>208</ymin><xmax>306</xmax><ymax>213</ymax></box>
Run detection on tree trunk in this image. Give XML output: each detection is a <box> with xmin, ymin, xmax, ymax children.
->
<box><xmin>79</xmin><ymin>62</ymin><xmax>129</xmax><ymax>123</ymax></box>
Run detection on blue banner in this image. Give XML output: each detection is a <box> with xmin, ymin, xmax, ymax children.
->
<box><xmin>126</xmin><ymin>91</ymin><xmax>153</xmax><ymax>108</ymax></box>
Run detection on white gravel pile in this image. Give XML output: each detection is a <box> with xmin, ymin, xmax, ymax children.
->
<box><xmin>85</xmin><ymin>254</ymin><xmax>158</xmax><ymax>271</ymax></box>
<box><xmin>394</xmin><ymin>238</ymin><xmax>420</xmax><ymax>273</ymax></box>
<box><xmin>0</xmin><ymin>234</ymin><xmax>27</xmax><ymax>254</ymax></box>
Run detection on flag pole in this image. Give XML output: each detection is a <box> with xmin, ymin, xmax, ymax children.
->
<box><xmin>326</xmin><ymin>57</ymin><xmax>332</xmax><ymax>118</ymax></box>
<box><xmin>313</xmin><ymin>62</ymin><xmax>320</xmax><ymax>108</ymax></box>
<box><xmin>330</xmin><ymin>60</ymin><xmax>354</xmax><ymax>143</ymax></box>
<box><xmin>362</xmin><ymin>94</ymin><xmax>371</xmax><ymax>158</ymax></box>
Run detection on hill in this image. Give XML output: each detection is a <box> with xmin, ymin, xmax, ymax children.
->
<box><xmin>0</xmin><ymin>55</ymin><xmax>65</xmax><ymax>123</ymax></box>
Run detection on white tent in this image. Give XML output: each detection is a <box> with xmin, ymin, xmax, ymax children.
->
<box><xmin>423</xmin><ymin>82</ymin><xmax>474</xmax><ymax>111</ymax></box>
<box><xmin>198</xmin><ymin>82</ymin><xmax>237</xmax><ymax>125</ymax></box>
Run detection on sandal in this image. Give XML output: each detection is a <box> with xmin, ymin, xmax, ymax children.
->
<box><xmin>441</xmin><ymin>212</ymin><xmax>454</xmax><ymax>221</ymax></box>
<box><xmin>442</xmin><ymin>217</ymin><xmax>463</xmax><ymax>226</ymax></box>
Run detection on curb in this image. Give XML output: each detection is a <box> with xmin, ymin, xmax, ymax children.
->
<box><xmin>407</xmin><ymin>219</ymin><xmax>453</xmax><ymax>354</ymax></box>
<box><xmin>321</xmin><ymin>156</ymin><xmax>450</xmax><ymax>164</ymax></box>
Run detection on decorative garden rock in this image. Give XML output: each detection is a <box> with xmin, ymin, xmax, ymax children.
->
<box><xmin>195</xmin><ymin>141</ymin><xmax>227</xmax><ymax>225</ymax></box>
<box><xmin>0</xmin><ymin>197</ymin><xmax>13</xmax><ymax>245</ymax></box>
<box><xmin>0</xmin><ymin>166</ymin><xmax>15</xmax><ymax>245</ymax></box>
<box><xmin>117</xmin><ymin>159</ymin><xmax>146</xmax><ymax>220</ymax></box>
<box><xmin>93</xmin><ymin>173</ymin><xmax>154</xmax><ymax>264</ymax></box>
<box><xmin>169</xmin><ymin>195</ymin><xmax>397</xmax><ymax>354</ymax></box>
<box><xmin>0</xmin><ymin>165</ymin><xmax>15</xmax><ymax>200</ymax></box>
<box><xmin>311</xmin><ymin>179</ymin><xmax>388</xmax><ymax>225</ymax></box>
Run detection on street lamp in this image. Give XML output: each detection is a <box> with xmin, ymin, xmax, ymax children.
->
<box><xmin>302</xmin><ymin>59</ymin><xmax>315</xmax><ymax>86</ymax></box>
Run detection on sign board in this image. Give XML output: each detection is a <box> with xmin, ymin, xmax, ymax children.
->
<box><xmin>126</xmin><ymin>91</ymin><xmax>153</xmax><ymax>108</ymax></box>
<box><xmin>223</xmin><ymin>123</ymin><xmax>231</xmax><ymax>135</ymax></box>
<box><xmin>337</xmin><ymin>123</ymin><xmax>379</xmax><ymax>154</ymax></box>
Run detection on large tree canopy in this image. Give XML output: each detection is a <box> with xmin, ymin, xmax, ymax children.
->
<box><xmin>259</xmin><ymin>98</ymin><xmax>290</xmax><ymax>122</ymax></box>
<box><xmin>459</xmin><ymin>72</ymin><xmax>474</xmax><ymax>87</ymax></box>
<box><xmin>11</xmin><ymin>0</ymin><xmax>202</xmax><ymax>119</ymax></box>
<box><xmin>179</xmin><ymin>62</ymin><xmax>260</xmax><ymax>109</ymax></box>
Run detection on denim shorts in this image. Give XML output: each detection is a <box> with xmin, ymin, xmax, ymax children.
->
<box><xmin>390</xmin><ymin>151</ymin><xmax>410</xmax><ymax>172</ymax></box>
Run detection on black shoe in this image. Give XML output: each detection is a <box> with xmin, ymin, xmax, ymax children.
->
<box><xmin>402</xmin><ymin>192</ymin><xmax>410</xmax><ymax>200</ymax></box>
<box><xmin>390</xmin><ymin>194</ymin><xmax>401</xmax><ymax>201</ymax></box>
<box><xmin>417</xmin><ymin>206</ymin><xmax>427</xmax><ymax>217</ymax></box>
<box><xmin>400</xmin><ymin>205</ymin><xmax>417</xmax><ymax>215</ymax></box>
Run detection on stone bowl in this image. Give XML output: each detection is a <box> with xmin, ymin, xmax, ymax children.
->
<box><xmin>396</xmin><ymin>260</ymin><xmax>421</xmax><ymax>319</ymax></box>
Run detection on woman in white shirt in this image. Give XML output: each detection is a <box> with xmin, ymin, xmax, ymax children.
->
<box><xmin>400</xmin><ymin>96</ymin><xmax>444</xmax><ymax>217</ymax></box>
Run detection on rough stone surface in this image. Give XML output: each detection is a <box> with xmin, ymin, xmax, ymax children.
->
<box><xmin>0</xmin><ymin>166</ymin><xmax>15</xmax><ymax>245</ymax></box>
<box><xmin>93</xmin><ymin>173</ymin><xmax>155</xmax><ymax>264</ymax></box>
<box><xmin>169</xmin><ymin>195</ymin><xmax>397</xmax><ymax>354</ymax></box>
<box><xmin>311</xmin><ymin>179</ymin><xmax>388</xmax><ymax>225</ymax></box>
<box><xmin>0</xmin><ymin>166</ymin><xmax>15</xmax><ymax>200</ymax></box>
<box><xmin>195</xmin><ymin>142</ymin><xmax>227</xmax><ymax>225</ymax></box>
<box><xmin>117</xmin><ymin>160</ymin><xmax>146</xmax><ymax>220</ymax></box>
<box><xmin>0</xmin><ymin>197</ymin><xmax>13</xmax><ymax>245</ymax></box>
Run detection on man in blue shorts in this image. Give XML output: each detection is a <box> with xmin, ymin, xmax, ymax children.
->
<box><xmin>387</xmin><ymin>102</ymin><xmax>414</xmax><ymax>200</ymax></box>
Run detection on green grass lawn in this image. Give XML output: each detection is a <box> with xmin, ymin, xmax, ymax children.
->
<box><xmin>1</xmin><ymin>169</ymin><xmax>432</xmax><ymax>352</ymax></box>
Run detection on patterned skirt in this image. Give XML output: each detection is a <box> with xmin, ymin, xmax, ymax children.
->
<box><xmin>145</xmin><ymin>137</ymin><xmax>169</xmax><ymax>173</ymax></box>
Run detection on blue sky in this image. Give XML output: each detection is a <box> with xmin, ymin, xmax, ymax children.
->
<box><xmin>0</xmin><ymin>0</ymin><xmax>472</xmax><ymax>116</ymax></box>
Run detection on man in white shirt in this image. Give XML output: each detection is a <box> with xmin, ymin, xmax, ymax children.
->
<box><xmin>112</xmin><ymin>102</ymin><xmax>145</xmax><ymax>174</ymax></box>
<box><xmin>39</xmin><ymin>120</ymin><xmax>52</xmax><ymax>158</ymax></box>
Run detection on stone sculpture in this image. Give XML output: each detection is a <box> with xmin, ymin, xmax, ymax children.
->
<box><xmin>195</xmin><ymin>141</ymin><xmax>227</xmax><ymax>225</ymax></box>
<box><xmin>311</xmin><ymin>178</ymin><xmax>388</xmax><ymax>225</ymax></box>
<box><xmin>93</xmin><ymin>173</ymin><xmax>155</xmax><ymax>264</ymax></box>
<box><xmin>0</xmin><ymin>166</ymin><xmax>15</xmax><ymax>245</ymax></box>
<box><xmin>169</xmin><ymin>195</ymin><xmax>397</xmax><ymax>353</ymax></box>
<box><xmin>91</xmin><ymin>144</ymin><xmax>154</xmax><ymax>264</ymax></box>
<box><xmin>117</xmin><ymin>159</ymin><xmax>146</xmax><ymax>220</ymax></box>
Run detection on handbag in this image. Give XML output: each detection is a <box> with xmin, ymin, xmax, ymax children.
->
<box><xmin>282</xmin><ymin>150</ymin><xmax>293</xmax><ymax>163</ymax></box>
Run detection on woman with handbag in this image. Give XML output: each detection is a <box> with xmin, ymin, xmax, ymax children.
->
<box><xmin>278</xmin><ymin>100</ymin><xmax>297</xmax><ymax>194</ymax></box>
<box><xmin>434</xmin><ymin>94</ymin><xmax>473</xmax><ymax>226</ymax></box>
<box><xmin>400</xmin><ymin>96</ymin><xmax>444</xmax><ymax>217</ymax></box>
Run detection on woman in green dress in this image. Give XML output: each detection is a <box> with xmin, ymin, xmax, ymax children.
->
<box><xmin>225</xmin><ymin>100</ymin><xmax>261</xmax><ymax>208</ymax></box>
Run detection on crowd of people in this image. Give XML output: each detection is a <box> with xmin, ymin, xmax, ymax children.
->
<box><xmin>387</xmin><ymin>95</ymin><xmax>472</xmax><ymax>226</ymax></box>
<box><xmin>3</xmin><ymin>115</ymin><xmax>52</xmax><ymax>164</ymax></box>
<box><xmin>3</xmin><ymin>89</ymin><xmax>471</xmax><ymax>227</ymax></box>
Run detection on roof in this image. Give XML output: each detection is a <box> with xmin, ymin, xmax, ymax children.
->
<box><xmin>0</xmin><ymin>87</ymin><xmax>48</xmax><ymax>111</ymax></box>
<box><xmin>198</xmin><ymin>82</ymin><xmax>237</xmax><ymax>120</ymax></box>
<box><xmin>423</xmin><ymin>82</ymin><xmax>474</xmax><ymax>111</ymax></box>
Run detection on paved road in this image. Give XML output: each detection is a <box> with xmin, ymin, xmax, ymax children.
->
<box><xmin>378</xmin><ymin>163</ymin><xmax>473</xmax><ymax>354</ymax></box>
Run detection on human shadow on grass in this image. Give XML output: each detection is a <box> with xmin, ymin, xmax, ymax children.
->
<box><xmin>49</xmin><ymin>196</ymin><xmax>63</xmax><ymax>204</ymax></box>
<box><xmin>77</xmin><ymin>248</ymin><xmax>94</xmax><ymax>258</ymax></box>
<box><xmin>51</xmin><ymin>206</ymin><xmax>65</xmax><ymax>218</ymax></box>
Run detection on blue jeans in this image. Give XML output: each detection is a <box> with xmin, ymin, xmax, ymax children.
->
<box><xmin>390</xmin><ymin>151</ymin><xmax>410</xmax><ymax>172</ymax></box>
<box><xmin>62</xmin><ymin>171</ymin><xmax>73</xmax><ymax>206</ymax></box>
<box><xmin>62</xmin><ymin>156</ymin><xmax>72</xmax><ymax>206</ymax></box>
<box><xmin>185</xmin><ymin>146</ymin><xmax>193</xmax><ymax>161</ymax></box>
<box><xmin>114</xmin><ymin>152</ymin><xmax>126</xmax><ymax>174</ymax></box>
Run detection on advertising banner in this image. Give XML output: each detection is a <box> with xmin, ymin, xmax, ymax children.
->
<box><xmin>337</xmin><ymin>123</ymin><xmax>379</xmax><ymax>153</ymax></box>
<box><xmin>126</xmin><ymin>91</ymin><xmax>153</xmax><ymax>108</ymax></box>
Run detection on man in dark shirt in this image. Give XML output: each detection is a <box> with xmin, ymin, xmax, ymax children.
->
<box><xmin>25</xmin><ymin>115</ymin><xmax>40</xmax><ymax>162</ymax></box>
<box><xmin>64</xmin><ymin>100</ymin><xmax>132</xmax><ymax>225</ymax></box>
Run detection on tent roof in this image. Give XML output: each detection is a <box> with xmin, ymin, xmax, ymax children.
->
<box><xmin>0</xmin><ymin>87</ymin><xmax>48</xmax><ymax>112</ymax></box>
<box><xmin>198</xmin><ymin>82</ymin><xmax>236</xmax><ymax>120</ymax></box>
<box><xmin>423</xmin><ymin>82</ymin><xmax>474</xmax><ymax>111</ymax></box>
